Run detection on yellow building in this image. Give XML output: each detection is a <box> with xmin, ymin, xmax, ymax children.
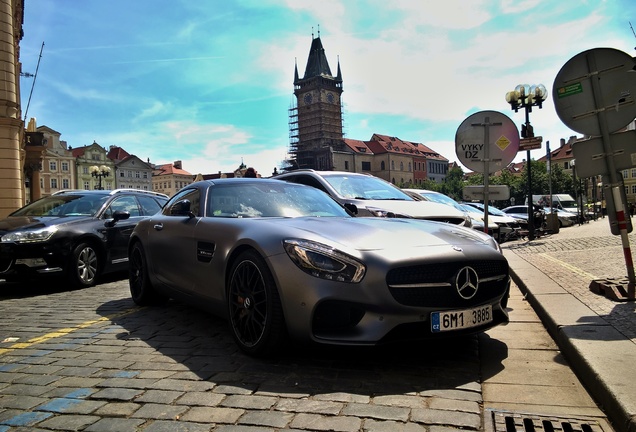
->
<box><xmin>0</xmin><ymin>0</ymin><xmax>25</xmax><ymax>218</ymax></box>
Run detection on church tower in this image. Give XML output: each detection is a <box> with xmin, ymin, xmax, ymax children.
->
<box><xmin>289</xmin><ymin>30</ymin><xmax>345</xmax><ymax>170</ymax></box>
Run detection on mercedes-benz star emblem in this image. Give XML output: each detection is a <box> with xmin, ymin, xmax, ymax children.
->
<box><xmin>455</xmin><ymin>267</ymin><xmax>479</xmax><ymax>299</ymax></box>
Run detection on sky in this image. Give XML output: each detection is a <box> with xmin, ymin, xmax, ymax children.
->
<box><xmin>19</xmin><ymin>0</ymin><xmax>636</xmax><ymax>177</ymax></box>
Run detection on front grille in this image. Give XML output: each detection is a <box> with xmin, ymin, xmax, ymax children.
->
<box><xmin>387</xmin><ymin>260</ymin><xmax>508</xmax><ymax>307</ymax></box>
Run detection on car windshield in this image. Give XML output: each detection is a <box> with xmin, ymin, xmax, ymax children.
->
<box><xmin>11</xmin><ymin>194</ymin><xmax>107</xmax><ymax>217</ymax></box>
<box><xmin>322</xmin><ymin>174</ymin><xmax>413</xmax><ymax>200</ymax></box>
<box><xmin>469</xmin><ymin>203</ymin><xmax>507</xmax><ymax>216</ymax></box>
<box><xmin>208</xmin><ymin>182</ymin><xmax>350</xmax><ymax>218</ymax></box>
<box><xmin>417</xmin><ymin>191</ymin><xmax>466</xmax><ymax>212</ymax></box>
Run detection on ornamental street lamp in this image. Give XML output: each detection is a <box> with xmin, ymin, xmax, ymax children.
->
<box><xmin>90</xmin><ymin>165</ymin><xmax>111</xmax><ymax>190</ymax></box>
<box><xmin>505</xmin><ymin>84</ymin><xmax>548</xmax><ymax>240</ymax></box>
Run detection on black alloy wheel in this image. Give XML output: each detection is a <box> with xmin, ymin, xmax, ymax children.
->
<box><xmin>69</xmin><ymin>242</ymin><xmax>99</xmax><ymax>288</ymax></box>
<box><xmin>129</xmin><ymin>241</ymin><xmax>167</xmax><ymax>305</ymax></box>
<box><xmin>227</xmin><ymin>250</ymin><xmax>285</xmax><ymax>356</ymax></box>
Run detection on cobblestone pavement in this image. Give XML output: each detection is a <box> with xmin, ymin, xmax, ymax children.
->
<box><xmin>0</xmin><ymin>242</ymin><xmax>612</xmax><ymax>432</ymax></box>
<box><xmin>0</xmin><ymin>276</ymin><xmax>495</xmax><ymax>432</ymax></box>
<box><xmin>504</xmin><ymin>219</ymin><xmax>636</xmax><ymax>344</ymax></box>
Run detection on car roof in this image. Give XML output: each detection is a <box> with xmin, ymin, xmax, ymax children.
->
<box><xmin>52</xmin><ymin>189</ymin><xmax>169</xmax><ymax>199</ymax></box>
<box><xmin>274</xmin><ymin>169</ymin><xmax>372</xmax><ymax>178</ymax></box>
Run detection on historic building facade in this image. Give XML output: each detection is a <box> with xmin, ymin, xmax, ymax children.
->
<box><xmin>289</xmin><ymin>32</ymin><xmax>345</xmax><ymax>170</ymax></box>
<box><xmin>288</xmin><ymin>32</ymin><xmax>449</xmax><ymax>185</ymax></box>
<box><xmin>0</xmin><ymin>0</ymin><xmax>25</xmax><ymax>217</ymax></box>
<box><xmin>107</xmin><ymin>145</ymin><xmax>153</xmax><ymax>191</ymax></box>
<box><xmin>152</xmin><ymin>160</ymin><xmax>193</xmax><ymax>197</ymax></box>
<box><xmin>34</xmin><ymin>125</ymin><xmax>77</xmax><ymax>198</ymax></box>
<box><xmin>71</xmin><ymin>141</ymin><xmax>115</xmax><ymax>191</ymax></box>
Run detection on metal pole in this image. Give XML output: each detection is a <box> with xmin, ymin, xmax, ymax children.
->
<box><xmin>525</xmin><ymin>107</ymin><xmax>534</xmax><ymax>240</ymax></box>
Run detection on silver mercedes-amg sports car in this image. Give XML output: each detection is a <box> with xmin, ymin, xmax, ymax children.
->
<box><xmin>128</xmin><ymin>178</ymin><xmax>510</xmax><ymax>356</ymax></box>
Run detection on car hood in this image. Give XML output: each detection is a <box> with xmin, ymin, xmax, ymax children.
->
<box><xmin>264</xmin><ymin>217</ymin><xmax>494</xmax><ymax>251</ymax></box>
<box><xmin>351</xmin><ymin>199</ymin><xmax>465</xmax><ymax>219</ymax></box>
<box><xmin>0</xmin><ymin>216</ymin><xmax>90</xmax><ymax>234</ymax></box>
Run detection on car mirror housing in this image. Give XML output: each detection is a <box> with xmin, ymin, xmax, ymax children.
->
<box><xmin>343</xmin><ymin>203</ymin><xmax>358</xmax><ymax>215</ymax></box>
<box><xmin>104</xmin><ymin>210</ymin><xmax>130</xmax><ymax>228</ymax></box>
<box><xmin>170</xmin><ymin>200</ymin><xmax>192</xmax><ymax>217</ymax></box>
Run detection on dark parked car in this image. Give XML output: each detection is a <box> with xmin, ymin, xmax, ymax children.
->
<box><xmin>0</xmin><ymin>189</ymin><xmax>168</xmax><ymax>287</ymax></box>
<box><xmin>128</xmin><ymin>178</ymin><xmax>510</xmax><ymax>356</ymax></box>
<box><xmin>273</xmin><ymin>170</ymin><xmax>471</xmax><ymax>226</ymax></box>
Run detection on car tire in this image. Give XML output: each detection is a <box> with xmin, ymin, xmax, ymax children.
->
<box><xmin>227</xmin><ymin>249</ymin><xmax>286</xmax><ymax>357</ymax></box>
<box><xmin>69</xmin><ymin>242</ymin><xmax>99</xmax><ymax>288</ymax></box>
<box><xmin>129</xmin><ymin>241</ymin><xmax>167</xmax><ymax>305</ymax></box>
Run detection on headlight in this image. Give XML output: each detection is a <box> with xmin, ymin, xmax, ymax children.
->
<box><xmin>1</xmin><ymin>226</ymin><xmax>58</xmax><ymax>243</ymax></box>
<box><xmin>366</xmin><ymin>206</ymin><xmax>410</xmax><ymax>218</ymax></box>
<box><xmin>283</xmin><ymin>239</ymin><xmax>366</xmax><ymax>283</ymax></box>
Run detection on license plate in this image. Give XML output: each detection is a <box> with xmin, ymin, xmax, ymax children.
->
<box><xmin>431</xmin><ymin>305</ymin><xmax>493</xmax><ymax>333</ymax></box>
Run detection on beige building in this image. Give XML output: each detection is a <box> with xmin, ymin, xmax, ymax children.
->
<box><xmin>71</xmin><ymin>141</ymin><xmax>115</xmax><ymax>191</ymax></box>
<box><xmin>0</xmin><ymin>0</ymin><xmax>25</xmax><ymax>218</ymax></box>
<box><xmin>152</xmin><ymin>160</ymin><xmax>193</xmax><ymax>197</ymax></box>
<box><xmin>34</xmin><ymin>125</ymin><xmax>78</xmax><ymax>198</ymax></box>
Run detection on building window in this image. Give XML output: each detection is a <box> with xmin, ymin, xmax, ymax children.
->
<box><xmin>381</xmin><ymin>161</ymin><xmax>385</xmax><ymax>170</ymax></box>
<box><xmin>391</xmin><ymin>160</ymin><xmax>395</xmax><ymax>170</ymax></box>
<box><xmin>135</xmin><ymin>171</ymin><xmax>140</xmax><ymax>178</ymax></box>
<box><xmin>361</xmin><ymin>161</ymin><xmax>371</xmax><ymax>171</ymax></box>
<box><xmin>49</xmin><ymin>161</ymin><xmax>57</xmax><ymax>171</ymax></box>
<box><xmin>408</xmin><ymin>162</ymin><xmax>412</xmax><ymax>172</ymax></box>
<box><xmin>84</xmin><ymin>181</ymin><xmax>90</xmax><ymax>190</ymax></box>
<box><xmin>83</xmin><ymin>166</ymin><xmax>89</xmax><ymax>174</ymax></box>
<box><xmin>344</xmin><ymin>161</ymin><xmax>349</xmax><ymax>170</ymax></box>
<box><xmin>400</xmin><ymin>162</ymin><xmax>404</xmax><ymax>171</ymax></box>
<box><xmin>51</xmin><ymin>178</ymin><xmax>58</xmax><ymax>189</ymax></box>
<box><xmin>62</xmin><ymin>179</ymin><xmax>70</xmax><ymax>189</ymax></box>
<box><xmin>632</xmin><ymin>185</ymin><xmax>636</xmax><ymax>194</ymax></box>
<box><xmin>143</xmin><ymin>172</ymin><xmax>148</xmax><ymax>179</ymax></box>
<box><xmin>61</xmin><ymin>162</ymin><xmax>69</xmax><ymax>171</ymax></box>
<box><xmin>632</xmin><ymin>169</ymin><xmax>636</xmax><ymax>178</ymax></box>
<box><xmin>622</xmin><ymin>170</ymin><xmax>629</xmax><ymax>179</ymax></box>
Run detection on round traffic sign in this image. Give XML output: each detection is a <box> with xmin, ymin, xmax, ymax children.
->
<box><xmin>455</xmin><ymin>110</ymin><xmax>519</xmax><ymax>173</ymax></box>
<box><xmin>553</xmin><ymin>47</ymin><xmax>636</xmax><ymax>136</ymax></box>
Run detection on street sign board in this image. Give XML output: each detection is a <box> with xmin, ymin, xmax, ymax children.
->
<box><xmin>553</xmin><ymin>48</ymin><xmax>636</xmax><ymax>136</ymax></box>
<box><xmin>462</xmin><ymin>185</ymin><xmax>510</xmax><ymax>201</ymax></box>
<box><xmin>571</xmin><ymin>130</ymin><xmax>636</xmax><ymax>178</ymax></box>
<box><xmin>519</xmin><ymin>136</ymin><xmax>542</xmax><ymax>151</ymax></box>
<box><xmin>455</xmin><ymin>110</ymin><xmax>519</xmax><ymax>173</ymax></box>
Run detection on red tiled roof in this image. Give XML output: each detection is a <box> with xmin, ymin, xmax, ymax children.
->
<box><xmin>154</xmin><ymin>163</ymin><xmax>192</xmax><ymax>176</ymax></box>
<box><xmin>107</xmin><ymin>146</ymin><xmax>131</xmax><ymax>161</ymax></box>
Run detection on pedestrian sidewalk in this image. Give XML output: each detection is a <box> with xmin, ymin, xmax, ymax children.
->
<box><xmin>501</xmin><ymin>219</ymin><xmax>636</xmax><ymax>432</ymax></box>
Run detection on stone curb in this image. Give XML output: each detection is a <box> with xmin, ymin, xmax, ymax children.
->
<box><xmin>504</xmin><ymin>249</ymin><xmax>636</xmax><ymax>432</ymax></box>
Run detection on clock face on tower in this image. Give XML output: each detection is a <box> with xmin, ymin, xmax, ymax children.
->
<box><xmin>327</xmin><ymin>92</ymin><xmax>335</xmax><ymax>103</ymax></box>
<box><xmin>303</xmin><ymin>93</ymin><xmax>313</xmax><ymax>105</ymax></box>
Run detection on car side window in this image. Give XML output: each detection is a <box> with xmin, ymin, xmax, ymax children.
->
<box><xmin>164</xmin><ymin>189</ymin><xmax>200</xmax><ymax>216</ymax></box>
<box><xmin>105</xmin><ymin>196</ymin><xmax>141</xmax><ymax>218</ymax></box>
<box><xmin>137</xmin><ymin>195</ymin><xmax>163</xmax><ymax>215</ymax></box>
<box><xmin>293</xmin><ymin>175</ymin><xmax>329</xmax><ymax>194</ymax></box>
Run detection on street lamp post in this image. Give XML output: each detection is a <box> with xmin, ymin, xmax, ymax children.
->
<box><xmin>90</xmin><ymin>165</ymin><xmax>111</xmax><ymax>190</ymax></box>
<box><xmin>505</xmin><ymin>84</ymin><xmax>547</xmax><ymax>240</ymax></box>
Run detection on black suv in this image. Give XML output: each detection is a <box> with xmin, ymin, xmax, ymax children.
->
<box><xmin>0</xmin><ymin>189</ymin><xmax>168</xmax><ymax>288</ymax></box>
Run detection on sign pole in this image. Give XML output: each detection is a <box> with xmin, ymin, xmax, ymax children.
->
<box><xmin>471</xmin><ymin>116</ymin><xmax>502</xmax><ymax>235</ymax></box>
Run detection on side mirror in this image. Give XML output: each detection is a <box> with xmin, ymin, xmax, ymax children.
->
<box><xmin>344</xmin><ymin>203</ymin><xmax>358</xmax><ymax>216</ymax></box>
<box><xmin>171</xmin><ymin>199</ymin><xmax>195</xmax><ymax>218</ymax></box>
<box><xmin>104</xmin><ymin>210</ymin><xmax>130</xmax><ymax>227</ymax></box>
